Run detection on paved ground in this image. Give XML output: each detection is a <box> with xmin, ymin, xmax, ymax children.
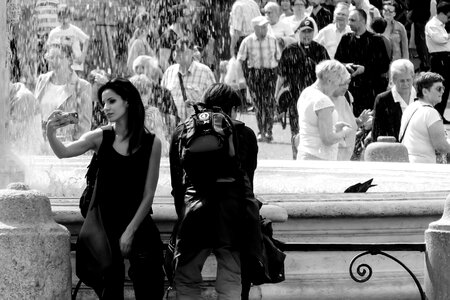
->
<box><xmin>236</xmin><ymin>111</ymin><xmax>294</xmax><ymax>160</ymax></box>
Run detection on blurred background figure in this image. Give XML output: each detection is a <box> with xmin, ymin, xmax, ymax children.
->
<box><xmin>314</xmin><ymin>2</ymin><xmax>352</xmax><ymax>59</ymax></box>
<box><xmin>47</xmin><ymin>6</ymin><xmax>90</xmax><ymax>76</ymax></box>
<box><xmin>265</xmin><ymin>1</ymin><xmax>297</xmax><ymax>49</ymax></box>
<box><xmin>372</xmin><ymin>59</ymin><xmax>415</xmax><ymax>143</ymax></box>
<box><xmin>335</xmin><ymin>8</ymin><xmax>390</xmax><ymax>116</ymax></box>
<box><xmin>129</xmin><ymin>74</ymin><xmax>170</xmax><ymax>156</ymax></box>
<box><xmin>35</xmin><ymin>44</ymin><xmax>92</xmax><ymax>143</ymax></box>
<box><xmin>309</xmin><ymin>0</ymin><xmax>333</xmax><ymax>31</ymax></box>
<box><xmin>161</xmin><ymin>37</ymin><xmax>215</xmax><ymax>122</ymax></box>
<box><xmin>8</xmin><ymin>82</ymin><xmax>41</xmax><ymax>154</ymax></box>
<box><xmin>407</xmin><ymin>0</ymin><xmax>431</xmax><ymax>71</ymax></box>
<box><xmin>297</xmin><ymin>60</ymin><xmax>353</xmax><ymax>161</ymax></box>
<box><xmin>279</xmin><ymin>0</ymin><xmax>294</xmax><ymax>18</ymax></box>
<box><xmin>237</xmin><ymin>16</ymin><xmax>281</xmax><ymax>143</ymax></box>
<box><xmin>298</xmin><ymin>18</ymin><xmax>330</xmax><ymax>64</ymax></box>
<box><xmin>127</xmin><ymin>12</ymin><xmax>155</xmax><ymax>75</ymax></box>
<box><xmin>399</xmin><ymin>72</ymin><xmax>450</xmax><ymax>163</ymax></box>
<box><xmin>350</xmin><ymin>0</ymin><xmax>381</xmax><ymax>30</ymax></box>
<box><xmin>229</xmin><ymin>0</ymin><xmax>261</xmax><ymax>57</ymax></box>
<box><xmin>34</xmin><ymin>0</ymin><xmax>60</xmax><ymax>76</ymax></box>
<box><xmin>381</xmin><ymin>0</ymin><xmax>409</xmax><ymax>61</ymax></box>
<box><xmin>425</xmin><ymin>1</ymin><xmax>450</xmax><ymax>124</ymax></box>
<box><xmin>285</xmin><ymin>0</ymin><xmax>319</xmax><ymax>38</ymax></box>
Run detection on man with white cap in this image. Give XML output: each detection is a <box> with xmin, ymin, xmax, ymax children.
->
<box><xmin>237</xmin><ymin>16</ymin><xmax>282</xmax><ymax>142</ymax></box>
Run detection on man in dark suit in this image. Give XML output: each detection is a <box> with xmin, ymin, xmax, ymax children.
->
<box><xmin>335</xmin><ymin>8</ymin><xmax>390</xmax><ymax>116</ymax></box>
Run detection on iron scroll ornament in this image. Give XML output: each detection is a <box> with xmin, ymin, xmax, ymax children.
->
<box><xmin>349</xmin><ymin>248</ymin><xmax>425</xmax><ymax>300</ymax></box>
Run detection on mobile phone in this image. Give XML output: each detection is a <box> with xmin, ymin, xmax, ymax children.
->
<box><xmin>62</xmin><ymin>112</ymin><xmax>79</xmax><ymax>124</ymax></box>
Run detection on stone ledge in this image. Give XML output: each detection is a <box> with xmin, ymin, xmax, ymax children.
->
<box><xmin>50</xmin><ymin>198</ymin><xmax>288</xmax><ymax>226</ymax></box>
<box><xmin>260</xmin><ymin>191</ymin><xmax>449</xmax><ymax>218</ymax></box>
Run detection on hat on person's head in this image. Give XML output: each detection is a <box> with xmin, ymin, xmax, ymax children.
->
<box><xmin>251</xmin><ymin>16</ymin><xmax>269</xmax><ymax>27</ymax></box>
<box><xmin>299</xmin><ymin>19</ymin><xmax>314</xmax><ymax>31</ymax></box>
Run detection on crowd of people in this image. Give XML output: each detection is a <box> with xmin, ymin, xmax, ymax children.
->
<box><xmin>7</xmin><ymin>0</ymin><xmax>450</xmax><ymax>163</ymax></box>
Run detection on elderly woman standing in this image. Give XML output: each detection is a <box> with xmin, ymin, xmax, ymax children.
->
<box><xmin>399</xmin><ymin>72</ymin><xmax>450</xmax><ymax>163</ymax></box>
<box><xmin>372</xmin><ymin>59</ymin><xmax>416</xmax><ymax>143</ymax></box>
<box><xmin>297</xmin><ymin>60</ymin><xmax>353</xmax><ymax>160</ymax></box>
<box><xmin>35</xmin><ymin>44</ymin><xmax>92</xmax><ymax>142</ymax></box>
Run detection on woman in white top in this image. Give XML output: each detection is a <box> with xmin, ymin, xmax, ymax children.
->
<box><xmin>284</xmin><ymin>0</ymin><xmax>318</xmax><ymax>37</ymax></box>
<box><xmin>399</xmin><ymin>72</ymin><xmax>450</xmax><ymax>163</ymax></box>
<box><xmin>297</xmin><ymin>60</ymin><xmax>352</xmax><ymax>160</ymax></box>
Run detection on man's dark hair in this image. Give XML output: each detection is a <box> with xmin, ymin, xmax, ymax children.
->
<box><xmin>415</xmin><ymin>72</ymin><xmax>444</xmax><ymax>98</ymax></box>
<box><xmin>371</xmin><ymin>17</ymin><xmax>387</xmax><ymax>34</ymax></box>
<box><xmin>354</xmin><ymin>8</ymin><xmax>367</xmax><ymax>23</ymax></box>
<box><xmin>202</xmin><ymin>83</ymin><xmax>242</xmax><ymax>116</ymax></box>
<box><xmin>437</xmin><ymin>1</ymin><xmax>450</xmax><ymax>15</ymax></box>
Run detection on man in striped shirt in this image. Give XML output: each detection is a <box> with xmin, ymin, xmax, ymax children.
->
<box><xmin>34</xmin><ymin>0</ymin><xmax>60</xmax><ymax>75</ymax></box>
<box><xmin>161</xmin><ymin>38</ymin><xmax>216</xmax><ymax>122</ymax></box>
<box><xmin>237</xmin><ymin>16</ymin><xmax>282</xmax><ymax>142</ymax></box>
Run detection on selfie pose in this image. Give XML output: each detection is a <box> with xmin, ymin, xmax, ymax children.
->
<box><xmin>46</xmin><ymin>78</ymin><xmax>165</xmax><ymax>299</ymax></box>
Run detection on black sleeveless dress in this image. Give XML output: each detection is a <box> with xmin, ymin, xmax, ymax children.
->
<box><xmin>95</xmin><ymin>128</ymin><xmax>162</xmax><ymax>255</ymax></box>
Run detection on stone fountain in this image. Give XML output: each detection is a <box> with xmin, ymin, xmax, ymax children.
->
<box><xmin>0</xmin><ymin>3</ymin><xmax>71</xmax><ymax>299</ymax></box>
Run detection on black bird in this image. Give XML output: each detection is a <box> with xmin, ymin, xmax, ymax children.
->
<box><xmin>344</xmin><ymin>178</ymin><xmax>377</xmax><ymax>193</ymax></box>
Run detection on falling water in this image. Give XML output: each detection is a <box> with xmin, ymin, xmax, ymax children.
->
<box><xmin>5</xmin><ymin>0</ymin><xmax>232</xmax><ymax>195</ymax></box>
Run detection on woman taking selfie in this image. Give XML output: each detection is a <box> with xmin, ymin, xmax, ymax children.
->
<box><xmin>46</xmin><ymin>78</ymin><xmax>164</xmax><ymax>299</ymax></box>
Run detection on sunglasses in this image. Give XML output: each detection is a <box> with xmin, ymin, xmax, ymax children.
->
<box><xmin>383</xmin><ymin>8</ymin><xmax>395</xmax><ymax>13</ymax></box>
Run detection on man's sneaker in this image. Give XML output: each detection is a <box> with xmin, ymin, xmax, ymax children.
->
<box><xmin>265</xmin><ymin>133</ymin><xmax>273</xmax><ymax>143</ymax></box>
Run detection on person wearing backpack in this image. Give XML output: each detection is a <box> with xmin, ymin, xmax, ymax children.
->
<box><xmin>46</xmin><ymin>78</ymin><xmax>165</xmax><ymax>299</ymax></box>
<box><xmin>169</xmin><ymin>83</ymin><xmax>263</xmax><ymax>299</ymax></box>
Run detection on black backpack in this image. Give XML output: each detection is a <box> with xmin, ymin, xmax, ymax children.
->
<box><xmin>178</xmin><ymin>104</ymin><xmax>237</xmax><ymax>187</ymax></box>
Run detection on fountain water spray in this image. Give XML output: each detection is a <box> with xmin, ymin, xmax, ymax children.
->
<box><xmin>0</xmin><ymin>0</ymin><xmax>24</xmax><ymax>188</ymax></box>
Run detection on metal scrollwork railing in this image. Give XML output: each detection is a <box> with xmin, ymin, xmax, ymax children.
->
<box><xmin>349</xmin><ymin>248</ymin><xmax>425</xmax><ymax>300</ymax></box>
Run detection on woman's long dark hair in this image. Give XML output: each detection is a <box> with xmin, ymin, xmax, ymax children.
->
<box><xmin>98</xmin><ymin>78</ymin><xmax>146</xmax><ymax>155</ymax></box>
